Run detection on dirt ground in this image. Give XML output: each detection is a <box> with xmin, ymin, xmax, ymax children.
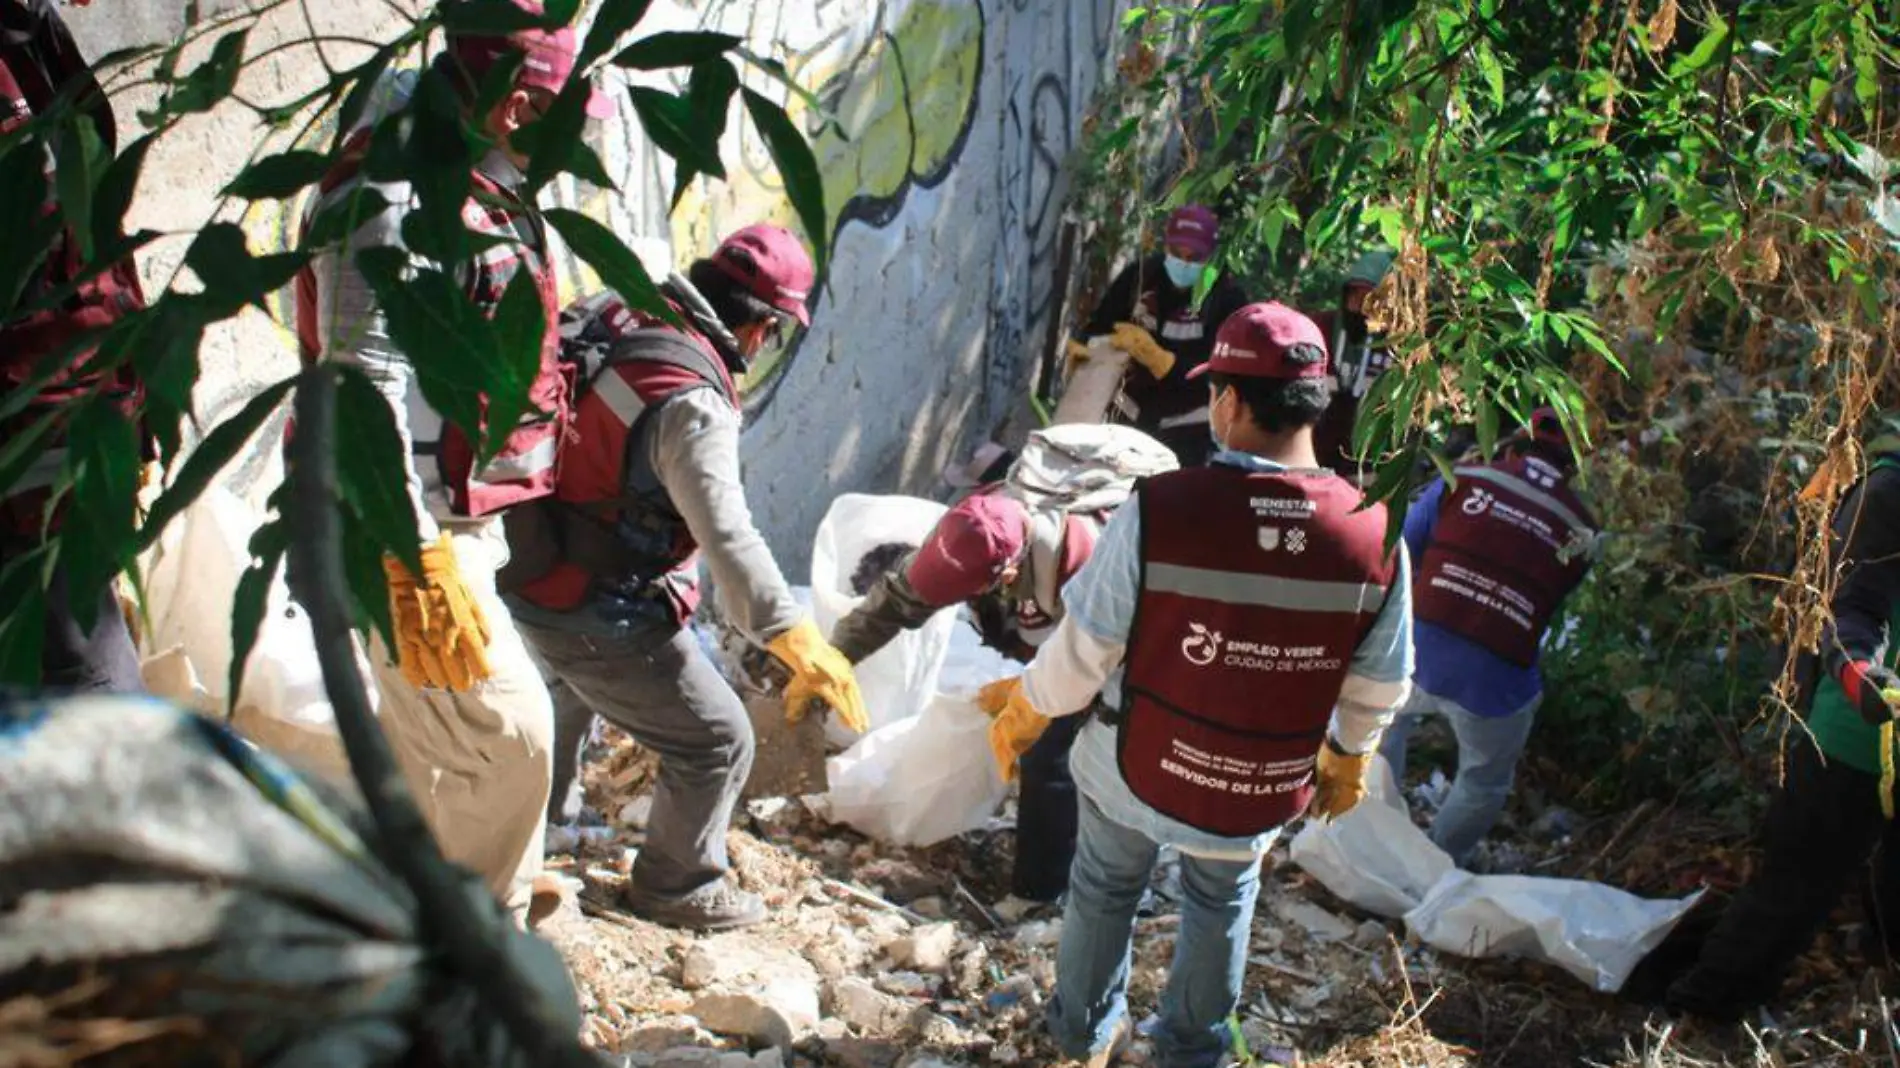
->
<box><xmin>533</xmin><ymin>723</ymin><xmax>1900</xmax><ymax>1068</ymax></box>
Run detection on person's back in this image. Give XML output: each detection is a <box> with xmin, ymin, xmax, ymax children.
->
<box><xmin>979</xmin><ymin>302</ymin><xmax>1413</xmax><ymax>1067</ymax></box>
<box><xmin>498</xmin><ymin>225</ymin><xmax>869</xmax><ymax>932</ymax></box>
<box><xmin>1379</xmin><ymin>411</ymin><xmax>1598</xmax><ymax>865</ymax></box>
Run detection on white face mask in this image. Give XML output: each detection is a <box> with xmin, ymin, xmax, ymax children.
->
<box><xmin>1164</xmin><ymin>254</ymin><xmax>1205</xmax><ymax>290</ymax></box>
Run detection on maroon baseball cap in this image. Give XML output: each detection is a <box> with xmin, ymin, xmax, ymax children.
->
<box><xmin>712</xmin><ymin>224</ymin><xmax>816</xmax><ymax>326</ymax></box>
<box><xmin>1188</xmin><ymin>302</ymin><xmax>1330</xmax><ymax>380</ymax></box>
<box><xmin>904</xmin><ymin>494</ymin><xmax>1031</xmax><ymax>605</ymax></box>
<box><xmin>1165</xmin><ymin>204</ymin><xmax>1219</xmax><ymax>261</ymax></box>
<box><xmin>448</xmin><ymin>0</ymin><xmax>616</xmax><ymax>119</ymax></box>
<box><xmin>1526</xmin><ymin>407</ymin><xmax>1570</xmax><ymax>448</ymax></box>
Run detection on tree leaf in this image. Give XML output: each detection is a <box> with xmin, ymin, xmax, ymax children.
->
<box><xmin>613</xmin><ymin>30</ymin><xmax>743</xmax><ymax>71</ymax></box>
<box><xmin>1669</xmin><ymin>11</ymin><xmax>1729</xmax><ymax>78</ymax></box>
<box><xmin>1473</xmin><ymin>39</ymin><xmax>1506</xmax><ymax>108</ymax></box>
<box><xmin>224</xmin><ymin>149</ymin><xmax>336</xmax><ymax>199</ymax></box>
<box><xmin>333</xmin><ymin>366</ymin><xmax>423</xmax><ymax>574</ymax></box>
<box><xmin>482</xmin><ymin>267</ymin><xmax>549</xmax><ymax>464</ymax></box>
<box><xmin>354</xmin><ymin>247</ymin><xmax>515</xmax><ymax>456</ymax></box>
<box><xmin>0</xmin><ymin>143</ymin><xmax>61</xmax><ymax>315</ymax></box>
<box><xmin>629</xmin><ymin>86</ymin><xmax>726</xmax><ymax>178</ymax></box>
<box><xmin>60</xmin><ymin>399</ymin><xmax>142</xmax><ymax>633</ymax></box>
<box><xmin>137</xmin><ymin>376</ymin><xmax>297</xmax><ymax>552</ymax></box>
<box><xmin>0</xmin><ymin>547</ymin><xmax>48</xmax><ymax>686</ymax></box>
<box><xmin>733</xmin><ymin>47</ymin><xmax>832</xmax><ymax>125</ymax></box>
<box><xmin>0</xmin><ymin>408</ymin><xmax>59</xmax><ymax>502</ymax></box>
<box><xmin>522</xmin><ymin>73</ymin><xmax>595</xmax><ymax>196</ymax></box>
<box><xmin>339</xmin><ymin>499</ymin><xmax>396</xmax><ymax>648</ymax></box>
<box><xmin>542</xmin><ymin>207</ymin><xmax>675</xmax><ymax>323</ymax></box>
<box><xmin>687</xmin><ymin>57</ymin><xmax>740</xmax><ymax>146</ymax></box>
<box><xmin>50</xmin><ymin>114</ymin><xmax>106</xmax><ymax>262</ymax></box>
<box><xmin>578</xmin><ymin>0</ymin><xmax>656</xmax><ymax>71</ymax></box>
<box><xmin>304</xmin><ymin>186</ymin><xmax>391</xmax><ymax>248</ymax></box>
<box><xmin>228</xmin><ymin>515</ymin><xmax>289</xmax><ymax>710</ymax></box>
<box><xmin>742</xmin><ymin>86</ymin><xmax>828</xmax><ymax>271</ymax></box>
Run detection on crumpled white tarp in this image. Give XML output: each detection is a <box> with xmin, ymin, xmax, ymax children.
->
<box><xmin>809</xmin><ymin>493</ymin><xmax>960</xmax><ymax>746</ymax></box>
<box><xmin>1290</xmin><ymin>755</ymin><xmax>1700</xmax><ymax>992</ymax></box>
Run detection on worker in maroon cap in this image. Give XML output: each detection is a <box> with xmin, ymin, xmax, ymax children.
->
<box><xmin>501</xmin><ymin>223</ymin><xmax>866</xmax><ymax>932</ymax></box>
<box><xmin>292</xmin><ymin>0</ymin><xmax>614</xmax><ymax>923</ymax></box>
<box><xmin>830</xmin><ymin>488</ymin><xmax>1107</xmax><ymax>903</ymax></box>
<box><xmin>980</xmin><ymin>302</ymin><xmax>1413</xmax><ymax>1066</ymax></box>
<box><xmin>1078</xmin><ymin>204</ymin><xmax>1251</xmax><ymax>467</ymax></box>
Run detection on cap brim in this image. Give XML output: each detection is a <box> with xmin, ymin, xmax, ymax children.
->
<box><xmin>583</xmin><ymin>85</ymin><xmax>617</xmax><ymax>119</ymax></box>
<box><xmin>781</xmin><ymin>302</ymin><xmax>811</xmax><ymax>327</ymax></box>
<box><xmin>1185</xmin><ymin>361</ymin><xmax>1211</xmax><ymax>379</ymax></box>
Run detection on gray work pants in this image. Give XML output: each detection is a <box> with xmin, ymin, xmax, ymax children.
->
<box><xmin>518</xmin><ymin>621</ymin><xmax>756</xmax><ymax>896</ymax></box>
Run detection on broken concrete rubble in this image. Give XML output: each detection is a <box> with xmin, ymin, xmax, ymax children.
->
<box><xmin>888</xmin><ymin>921</ymin><xmax>960</xmax><ymax>972</ymax></box>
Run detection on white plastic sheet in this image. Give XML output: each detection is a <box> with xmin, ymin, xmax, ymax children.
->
<box><xmin>822</xmin><ymin>692</ymin><xmax>1010</xmax><ymax>847</ymax></box>
<box><xmin>1290</xmin><ymin>755</ymin><xmax>1700</xmax><ymax>993</ymax></box>
<box><xmin>810</xmin><ymin>493</ymin><xmax>958</xmax><ymax>746</ymax></box>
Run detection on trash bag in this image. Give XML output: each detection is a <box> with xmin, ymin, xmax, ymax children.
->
<box><xmin>1288</xmin><ymin>756</ymin><xmax>1452</xmax><ymax>917</ymax></box>
<box><xmin>822</xmin><ymin>693</ymin><xmax>1009</xmax><ymax>847</ymax></box>
<box><xmin>0</xmin><ymin>694</ymin><xmax>580</xmax><ymax>1067</ymax></box>
<box><xmin>1405</xmin><ymin>874</ymin><xmax>1703</xmax><ymax>993</ymax></box>
<box><xmin>810</xmin><ymin>494</ymin><xmax>958</xmax><ymax>745</ymax></box>
<box><xmin>1290</xmin><ymin>756</ymin><xmax>1701</xmax><ymax>993</ymax></box>
<box><xmin>138</xmin><ymin>484</ymin><xmax>365</xmax><ymax>788</ymax></box>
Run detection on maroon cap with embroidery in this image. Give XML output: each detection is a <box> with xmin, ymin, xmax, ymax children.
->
<box><xmin>904</xmin><ymin>493</ymin><xmax>1030</xmax><ymax>606</ymax></box>
<box><xmin>448</xmin><ymin>0</ymin><xmax>615</xmax><ymax>119</ymax></box>
<box><xmin>1188</xmin><ymin>302</ymin><xmax>1330</xmax><ymax>380</ymax></box>
<box><xmin>1164</xmin><ymin>204</ymin><xmax>1219</xmax><ymax>261</ymax></box>
<box><xmin>712</xmin><ymin>224</ymin><xmax>816</xmax><ymax>326</ymax></box>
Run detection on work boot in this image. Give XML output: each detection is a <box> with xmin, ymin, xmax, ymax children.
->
<box><xmin>623</xmin><ymin>876</ymin><xmax>767</xmax><ymax>931</ymax></box>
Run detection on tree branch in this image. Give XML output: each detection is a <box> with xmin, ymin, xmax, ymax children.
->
<box><xmin>285</xmin><ymin>365</ymin><xmax>601</xmax><ymax>1068</ymax></box>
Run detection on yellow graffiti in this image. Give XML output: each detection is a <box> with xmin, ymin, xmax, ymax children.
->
<box><xmin>674</xmin><ymin>0</ymin><xmax>981</xmax><ymax>251</ymax></box>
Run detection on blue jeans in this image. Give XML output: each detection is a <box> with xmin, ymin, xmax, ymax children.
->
<box><xmin>1049</xmin><ymin>791</ymin><xmax>1263</xmax><ymax>1067</ymax></box>
<box><xmin>1377</xmin><ymin>687</ymin><xmax>1539</xmax><ymax>865</ymax></box>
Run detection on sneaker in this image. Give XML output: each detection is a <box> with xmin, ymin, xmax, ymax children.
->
<box><xmin>623</xmin><ymin>876</ymin><xmax>768</xmax><ymax>931</ymax></box>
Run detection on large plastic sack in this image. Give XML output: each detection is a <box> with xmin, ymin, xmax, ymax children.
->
<box><xmin>1405</xmin><ymin>874</ymin><xmax>1703</xmax><ymax>993</ymax></box>
<box><xmin>810</xmin><ymin>493</ymin><xmax>958</xmax><ymax>745</ymax></box>
<box><xmin>1291</xmin><ymin>754</ymin><xmax>1700</xmax><ymax>993</ymax></box>
<box><xmin>140</xmin><ymin>484</ymin><xmax>365</xmax><ymax>788</ymax></box>
<box><xmin>1288</xmin><ymin>756</ymin><xmax>1453</xmax><ymax>917</ymax></box>
<box><xmin>0</xmin><ymin>694</ymin><xmax>578</xmax><ymax>1066</ymax></box>
<box><xmin>822</xmin><ymin>693</ymin><xmax>1010</xmax><ymax>847</ymax></box>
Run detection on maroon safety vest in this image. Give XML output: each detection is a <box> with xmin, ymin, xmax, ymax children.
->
<box><xmin>1414</xmin><ymin>454</ymin><xmax>1596</xmax><ymax>666</ymax></box>
<box><xmin>1119</xmin><ymin>464</ymin><xmax>1394</xmax><ymax>837</ymax></box>
<box><xmin>507</xmin><ymin>293</ymin><xmax>741</xmax><ymax>626</ymax></box>
<box><xmin>1</xmin><ymin>30</ymin><xmax>147</xmax><ymax>532</ymax></box>
<box><xmin>293</xmin><ymin>140</ymin><xmax>570</xmax><ymax>518</ymax></box>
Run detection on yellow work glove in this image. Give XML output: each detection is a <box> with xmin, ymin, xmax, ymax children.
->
<box><xmin>383</xmin><ymin>533</ymin><xmax>493</xmax><ymax>692</ymax></box>
<box><xmin>977</xmin><ymin>676</ymin><xmax>1051</xmax><ymax>783</ymax></box>
<box><xmin>767</xmin><ymin>618</ymin><xmax>869</xmax><ymax>735</ymax></box>
<box><xmin>1112</xmin><ymin>321</ymin><xmax>1175</xmax><ymax>379</ymax></box>
<box><xmin>1309</xmin><ymin>737</ymin><xmax>1371</xmax><ymax>821</ymax></box>
<box><xmin>1064</xmin><ymin>339</ymin><xmax>1093</xmax><ymax>379</ymax></box>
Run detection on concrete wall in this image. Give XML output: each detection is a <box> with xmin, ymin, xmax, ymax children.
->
<box><xmin>63</xmin><ymin>0</ymin><xmax>1131</xmax><ymax>577</ymax></box>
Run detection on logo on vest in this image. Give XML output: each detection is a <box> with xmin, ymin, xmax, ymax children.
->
<box><xmin>1181</xmin><ymin>622</ymin><xmax>1221</xmax><ymax>666</ymax></box>
<box><xmin>1461</xmin><ymin>488</ymin><xmax>1495</xmax><ymax>516</ymax></box>
<box><xmin>1258</xmin><ymin>527</ymin><xmax>1309</xmax><ymax>554</ymax></box>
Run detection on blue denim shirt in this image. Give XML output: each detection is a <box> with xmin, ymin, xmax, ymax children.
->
<box><xmin>1059</xmin><ymin>449</ymin><xmax>1415</xmax><ymax>858</ymax></box>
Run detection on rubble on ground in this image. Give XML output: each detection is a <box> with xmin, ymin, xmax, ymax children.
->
<box><xmin>534</xmin><ymin>720</ymin><xmax>1879</xmax><ymax>1067</ymax></box>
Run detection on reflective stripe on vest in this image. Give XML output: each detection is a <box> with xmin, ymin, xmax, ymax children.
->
<box><xmin>1413</xmin><ymin>454</ymin><xmax>1596</xmax><ymax>667</ymax></box>
<box><xmin>1118</xmin><ymin>464</ymin><xmax>1393</xmax><ymax>838</ymax></box>
<box><xmin>1145</xmin><ymin>562</ymin><xmax>1389</xmax><ymax>614</ymax></box>
<box><xmin>591</xmin><ymin>365</ymin><xmax>649</xmax><ymax>427</ymax></box>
